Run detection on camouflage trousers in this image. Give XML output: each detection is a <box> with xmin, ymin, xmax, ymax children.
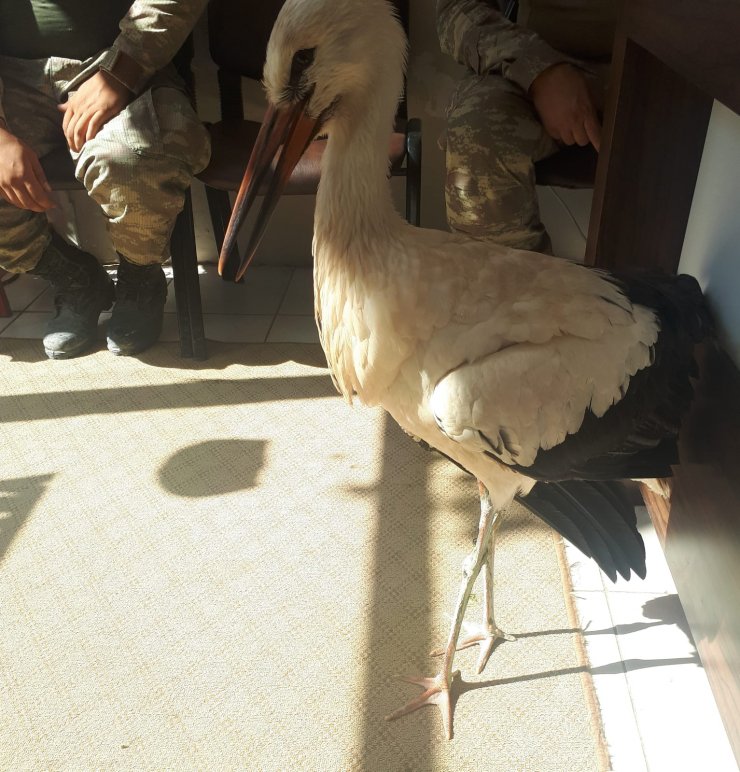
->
<box><xmin>0</xmin><ymin>53</ymin><xmax>210</xmax><ymax>272</ymax></box>
<box><xmin>441</xmin><ymin>70</ymin><xmax>603</xmax><ymax>253</ymax></box>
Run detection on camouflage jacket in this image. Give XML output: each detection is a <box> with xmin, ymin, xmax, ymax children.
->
<box><xmin>0</xmin><ymin>0</ymin><xmax>208</xmax><ymax>125</ymax></box>
<box><xmin>103</xmin><ymin>0</ymin><xmax>209</xmax><ymax>93</ymax></box>
<box><xmin>436</xmin><ymin>0</ymin><xmax>572</xmax><ymax>92</ymax></box>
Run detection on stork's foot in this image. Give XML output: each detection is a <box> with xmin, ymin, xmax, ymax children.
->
<box><xmin>430</xmin><ymin>622</ymin><xmax>515</xmax><ymax>674</ymax></box>
<box><xmin>460</xmin><ymin>624</ymin><xmax>515</xmax><ymax>674</ymax></box>
<box><xmin>385</xmin><ymin>670</ymin><xmax>460</xmax><ymax>739</ymax></box>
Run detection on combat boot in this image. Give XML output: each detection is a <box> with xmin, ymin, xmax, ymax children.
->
<box><xmin>107</xmin><ymin>257</ymin><xmax>167</xmax><ymax>356</ymax></box>
<box><xmin>29</xmin><ymin>233</ymin><xmax>115</xmax><ymax>359</ymax></box>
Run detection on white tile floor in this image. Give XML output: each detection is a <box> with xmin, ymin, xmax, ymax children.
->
<box><xmin>1</xmin><ymin>189</ymin><xmax>737</xmax><ymax>771</ymax></box>
<box><xmin>0</xmin><ymin>263</ymin><xmax>320</xmax><ymax>347</ymax></box>
<box><xmin>564</xmin><ymin>511</ymin><xmax>737</xmax><ymax>771</ymax></box>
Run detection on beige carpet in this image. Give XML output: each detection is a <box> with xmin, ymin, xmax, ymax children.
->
<box><xmin>0</xmin><ymin>339</ymin><xmax>607</xmax><ymax>771</ymax></box>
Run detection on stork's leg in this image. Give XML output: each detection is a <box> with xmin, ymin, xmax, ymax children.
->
<box><xmin>385</xmin><ymin>481</ymin><xmax>500</xmax><ymax>739</ymax></box>
<box><xmin>440</xmin><ymin>483</ymin><xmax>515</xmax><ymax>673</ymax></box>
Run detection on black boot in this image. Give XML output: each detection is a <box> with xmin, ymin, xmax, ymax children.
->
<box><xmin>29</xmin><ymin>233</ymin><xmax>115</xmax><ymax>359</ymax></box>
<box><xmin>107</xmin><ymin>257</ymin><xmax>167</xmax><ymax>356</ymax></box>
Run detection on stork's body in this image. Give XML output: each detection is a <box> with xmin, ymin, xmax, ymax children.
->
<box><xmin>219</xmin><ymin>0</ymin><xmax>709</xmax><ymax>740</ymax></box>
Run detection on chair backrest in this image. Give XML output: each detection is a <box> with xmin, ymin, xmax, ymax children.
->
<box><xmin>172</xmin><ymin>33</ymin><xmax>196</xmax><ymax>99</ymax></box>
<box><xmin>207</xmin><ymin>0</ymin><xmax>410</xmax><ymax>122</ymax></box>
<box><xmin>207</xmin><ymin>0</ymin><xmax>280</xmax><ymax>82</ymax></box>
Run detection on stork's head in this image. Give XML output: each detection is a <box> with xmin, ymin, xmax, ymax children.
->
<box><xmin>264</xmin><ymin>0</ymin><xmax>406</xmax><ymax>131</ymax></box>
<box><xmin>218</xmin><ymin>0</ymin><xmax>407</xmax><ymax>281</ymax></box>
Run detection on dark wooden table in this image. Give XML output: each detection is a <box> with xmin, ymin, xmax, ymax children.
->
<box><xmin>585</xmin><ymin>0</ymin><xmax>740</xmax><ymax>763</ymax></box>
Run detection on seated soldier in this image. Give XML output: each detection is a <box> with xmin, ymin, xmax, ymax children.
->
<box><xmin>437</xmin><ymin>0</ymin><xmax>612</xmax><ymax>253</ymax></box>
<box><xmin>0</xmin><ymin>0</ymin><xmax>210</xmax><ymax>358</ymax></box>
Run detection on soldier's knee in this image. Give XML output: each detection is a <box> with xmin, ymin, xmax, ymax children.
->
<box><xmin>76</xmin><ymin>137</ymin><xmax>141</xmax><ymax>183</ymax></box>
<box><xmin>151</xmin><ymin>88</ymin><xmax>211</xmax><ymax>174</ymax></box>
<box><xmin>448</xmin><ymin>72</ymin><xmax>531</xmax><ymax>119</ymax></box>
<box><xmin>445</xmin><ymin>73</ymin><xmax>544</xmax><ymax>171</ymax></box>
<box><xmin>79</xmin><ymin>88</ymin><xmax>209</xmax><ymax>183</ymax></box>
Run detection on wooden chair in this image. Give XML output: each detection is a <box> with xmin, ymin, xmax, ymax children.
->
<box><xmin>198</xmin><ymin>0</ymin><xmax>423</xmax><ymax>276</ymax></box>
<box><xmin>535</xmin><ymin>143</ymin><xmax>598</xmax><ymax>188</ymax></box>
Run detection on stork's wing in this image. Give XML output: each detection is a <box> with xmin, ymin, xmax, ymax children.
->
<box><xmin>430</xmin><ymin>322</ymin><xmax>662</xmax><ymax>480</ymax></box>
<box><xmin>429</xmin><ymin>269</ymin><xmax>712</xmax><ymax>481</ymax></box>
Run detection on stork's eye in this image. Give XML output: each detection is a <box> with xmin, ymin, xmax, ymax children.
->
<box><xmin>291</xmin><ymin>47</ymin><xmax>316</xmax><ymax>79</ymax></box>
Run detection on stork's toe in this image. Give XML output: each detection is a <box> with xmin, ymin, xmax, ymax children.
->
<box><xmin>385</xmin><ymin>671</ymin><xmax>460</xmax><ymax>739</ymax></box>
<box><xmin>431</xmin><ymin>622</ymin><xmax>515</xmax><ymax>674</ymax></box>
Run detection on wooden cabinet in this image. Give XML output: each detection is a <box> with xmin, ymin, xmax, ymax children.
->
<box><xmin>585</xmin><ymin>0</ymin><xmax>740</xmax><ymax>762</ymax></box>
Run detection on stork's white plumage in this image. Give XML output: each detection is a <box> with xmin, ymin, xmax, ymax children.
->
<box><xmin>219</xmin><ymin>0</ymin><xmax>710</xmax><ymax>739</ymax></box>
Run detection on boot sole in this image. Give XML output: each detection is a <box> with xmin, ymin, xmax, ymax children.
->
<box><xmin>44</xmin><ymin>339</ymin><xmax>96</xmax><ymax>360</ymax></box>
<box><xmin>106</xmin><ymin>335</ymin><xmax>159</xmax><ymax>356</ymax></box>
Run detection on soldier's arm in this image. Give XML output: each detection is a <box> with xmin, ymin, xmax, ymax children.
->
<box><xmin>58</xmin><ymin>69</ymin><xmax>134</xmax><ymax>152</ymax></box>
<box><xmin>436</xmin><ymin>0</ymin><xmax>601</xmax><ymax>148</ymax></box>
<box><xmin>99</xmin><ymin>0</ymin><xmax>209</xmax><ymax>95</ymax></box>
<box><xmin>0</xmin><ymin>86</ymin><xmax>55</xmax><ymax>212</ymax></box>
<box><xmin>59</xmin><ymin>0</ymin><xmax>208</xmax><ymax>152</ymax></box>
<box><xmin>435</xmin><ymin>0</ymin><xmax>569</xmax><ymax>92</ymax></box>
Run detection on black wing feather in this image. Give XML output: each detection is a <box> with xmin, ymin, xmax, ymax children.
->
<box><xmin>509</xmin><ymin>272</ymin><xmax>712</xmax><ymax>481</ymax></box>
<box><xmin>515</xmin><ymin>485</ymin><xmax>595</xmax><ymax>561</ymax></box>
<box><xmin>518</xmin><ymin>480</ymin><xmax>646</xmax><ymax>582</ymax></box>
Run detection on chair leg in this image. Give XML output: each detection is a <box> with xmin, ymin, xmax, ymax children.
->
<box><xmin>171</xmin><ymin>188</ymin><xmax>207</xmax><ymax>360</ymax></box>
<box><xmin>405</xmin><ymin>117</ymin><xmax>422</xmax><ymax>227</ymax></box>
<box><xmin>0</xmin><ymin>270</ymin><xmax>12</xmax><ymax>318</ymax></box>
<box><xmin>205</xmin><ymin>185</ymin><xmax>231</xmax><ymax>253</ymax></box>
<box><xmin>205</xmin><ymin>185</ymin><xmax>243</xmax><ymax>282</ymax></box>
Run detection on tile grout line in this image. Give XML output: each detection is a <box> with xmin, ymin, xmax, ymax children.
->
<box><xmin>0</xmin><ymin>315</ymin><xmax>19</xmax><ymax>334</ymax></box>
<box><xmin>548</xmin><ymin>185</ymin><xmax>589</xmax><ymax>241</ymax></box>
<box><xmin>264</xmin><ymin>266</ymin><xmax>296</xmax><ymax>342</ymax></box>
<box><xmin>600</xmin><ymin>570</ymin><xmax>653</xmax><ymax>771</ymax></box>
<box><xmin>566</xmin><ymin>542</ymin><xmax>650</xmax><ymax>772</ymax></box>
<box><xmin>1</xmin><ymin>282</ymin><xmax>52</xmax><ymax>332</ymax></box>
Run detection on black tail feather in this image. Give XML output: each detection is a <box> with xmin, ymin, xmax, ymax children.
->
<box><xmin>515</xmin><ymin>485</ymin><xmax>594</xmax><ymax>561</ymax></box>
<box><xmin>517</xmin><ymin>484</ymin><xmax>606</xmax><ymax>568</ymax></box>
<box><xmin>591</xmin><ymin>481</ymin><xmax>638</xmax><ymax>531</ymax></box>
<box><xmin>517</xmin><ymin>480</ymin><xmax>646</xmax><ymax>582</ymax></box>
<box><xmin>558</xmin><ymin>480</ymin><xmax>645</xmax><ymax>580</ymax></box>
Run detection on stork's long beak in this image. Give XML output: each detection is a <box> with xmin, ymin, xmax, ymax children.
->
<box><xmin>218</xmin><ymin>95</ymin><xmax>323</xmax><ymax>282</ymax></box>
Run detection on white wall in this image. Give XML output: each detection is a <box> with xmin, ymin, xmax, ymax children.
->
<box><xmin>678</xmin><ymin>100</ymin><xmax>740</xmax><ymax>367</ymax></box>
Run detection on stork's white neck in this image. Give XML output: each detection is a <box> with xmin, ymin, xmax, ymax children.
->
<box><xmin>314</xmin><ymin>86</ymin><xmax>405</xmax><ymax>260</ymax></box>
<box><xmin>311</xmin><ymin>77</ymin><xmax>413</xmax><ymax>404</ymax></box>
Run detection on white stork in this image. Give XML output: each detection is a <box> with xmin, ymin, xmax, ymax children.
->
<box><xmin>218</xmin><ymin>0</ymin><xmax>710</xmax><ymax>739</ymax></box>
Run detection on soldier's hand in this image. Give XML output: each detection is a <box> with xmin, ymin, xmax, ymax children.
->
<box><xmin>529</xmin><ymin>63</ymin><xmax>601</xmax><ymax>151</ymax></box>
<box><xmin>58</xmin><ymin>70</ymin><xmax>132</xmax><ymax>153</ymax></box>
<box><xmin>0</xmin><ymin>125</ymin><xmax>56</xmax><ymax>212</ymax></box>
